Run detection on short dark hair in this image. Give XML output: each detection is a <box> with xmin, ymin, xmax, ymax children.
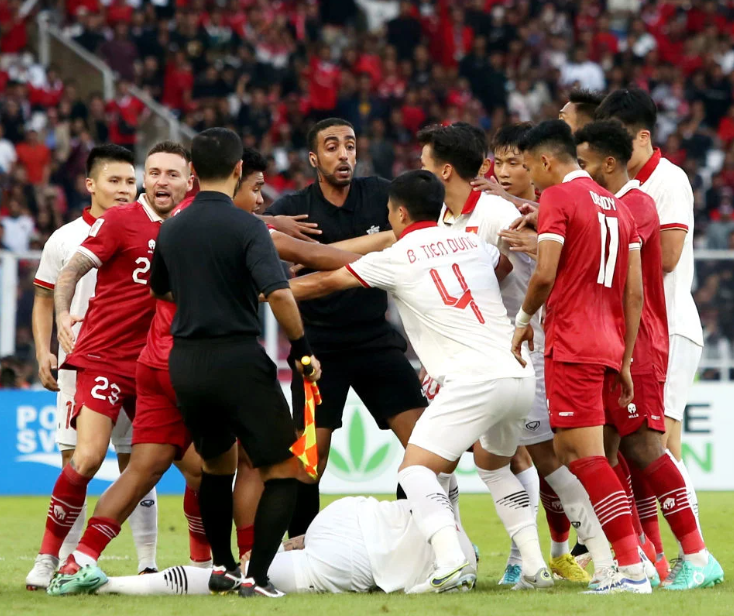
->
<box><xmin>417</xmin><ymin>124</ymin><xmax>485</xmax><ymax>181</ymax></box>
<box><xmin>388</xmin><ymin>170</ymin><xmax>445</xmax><ymax>223</ymax></box>
<box><xmin>242</xmin><ymin>147</ymin><xmax>268</xmax><ymax>178</ymax></box>
<box><xmin>307</xmin><ymin>118</ymin><xmax>355</xmax><ymax>153</ymax></box>
<box><xmin>191</xmin><ymin>128</ymin><xmax>243</xmax><ymax>182</ymax></box>
<box><xmin>86</xmin><ymin>144</ymin><xmax>135</xmax><ymax>178</ymax></box>
<box><xmin>147</xmin><ymin>140</ymin><xmax>190</xmax><ymax>163</ymax></box>
<box><xmin>519</xmin><ymin>120</ymin><xmax>577</xmax><ymax>161</ymax></box>
<box><xmin>451</xmin><ymin>121</ymin><xmax>489</xmax><ymax>157</ymax></box>
<box><xmin>595</xmin><ymin>88</ymin><xmax>658</xmax><ymax>132</ymax></box>
<box><xmin>574</xmin><ymin>120</ymin><xmax>633</xmax><ymax>166</ymax></box>
<box><xmin>491</xmin><ymin>122</ymin><xmax>535</xmax><ymax>154</ymax></box>
<box><xmin>568</xmin><ymin>88</ymin><xmax>605</xmax><ymax>124</ymax></box>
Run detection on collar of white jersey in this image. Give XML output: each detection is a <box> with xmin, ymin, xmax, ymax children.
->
<box><xmin>562</xmin><ymin>170</ymin><xmax>591</xmax><ymax>183</ymax></box>
<box><xmin>137</xmin><ymin>193</ymin><xmax>164</xmax><ymax>222</ymax></box>
<box><xmin>399</xmin><ymin>220</ymin><xmax>438</xmax><ymax>239</ymax></box>
<box><xmin>615</xmin><ymin>179</ymin><xmax>641</xmax><ymax>199</ymax></box>
<box><xmin>440</xmin><ymin>189</ymin><xmax>481</xmax><ymax>224</ymax></box>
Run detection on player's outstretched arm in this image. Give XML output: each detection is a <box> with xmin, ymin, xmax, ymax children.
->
<box><xmin>272</xmin><ymin>231</ymin><xmax>361</xmax><ymax>270</ymax></box>
<box><xmin>288</xmin><ymin>268</ymin><xmax>361</xmax><ymax>302</ymax></box>
<box><xmin>660</xmin><ymin>229</ymin><xmax>686</xmax><ymax>273</ymax></box>
<box><xmin>54</xmin><ymin>252</ymin><xmax>95</xmax><ymax>354</ymax></box>
<box><xmin>472</xmin><ymin>176</ymin><xmax>538</xmax><ymax>214</ymax></box>
<box><xmin>329</xmin><ymin>231</ymin><xmax>396</xmax><ymax>255</ymax></box>
<box><xmin>32</xmin><ymin>286</ymin><xmax>59</xmax><ymax>391</ymax></box>
<box><xmin>259</xmin><ymin>214</ymin><xmax>321</xmax><ymax>242</ymax></box>
<box><xmin>619</xmin><ymin>248</ymin><xmax>643</xmax><ymax>407</ymax></box>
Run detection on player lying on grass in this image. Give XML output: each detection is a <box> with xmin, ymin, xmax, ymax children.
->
<box><xmin>82</xmin><ymin>495</ymin><xmax>476</xmax><ymax>596</ymax></box>
<box><xmin>288</xmin><ymin>170</ymin><xmax>552</xmax><ymax>593</ymax></box>
<box><xmin>575</xmin><ymin>120</ymin><xmax>723</xmax><ymax>591</ymax></box>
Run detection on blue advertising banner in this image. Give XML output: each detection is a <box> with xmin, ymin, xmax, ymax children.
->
<box><xmin>0</xmin><ymin>390</ymin><xmax>184</xmax><ymax>495</ymax></box>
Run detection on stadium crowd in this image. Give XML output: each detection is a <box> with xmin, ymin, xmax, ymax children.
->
<box><xmin>3</xmin><ymin>0</ymin><xmax>734</xmax><ymax>385</ymax></box>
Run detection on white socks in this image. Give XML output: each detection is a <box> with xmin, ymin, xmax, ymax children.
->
<box><xmin>97</xmin><ymin>565</ymin><xmax>212</xmax><ymax>595</ymax></box>
<box><xmin>477</xmin><ymin>465</ymin><xmax>545</xmax><ymax>575</ymax></box>
<box><xmin>437</xmin><ymin>472</ymin><xmax>464</xmax><ymax>532</ymax></box>
<box><xmin>509</xmin><ymin>467</ymin><xmax>539</xmax><ymax>564</ymax></box>
<box><xmin>60</xmin><ymin>500</ymin><xmax>87</xmax><ymax>562</ymax></box>
<box><xmin>72</xmin><ymin>549</ymin><xmax>97</xmax><ymax>568</ymax></box>
<box><xmin>128</xmin><ymin>487</ymin><xmax>159</xmax><ymax>572</ymax></box>
<box><xmin>398</xmin><ymin>466</ymin><xmax>466</xmax><ymax>569</ymax></box>
<box><xmin>550</xmin><ymin>539</ymin><xmax>570</xmax><ymax>559</ymax></box>
<box><xmin>544</xmin><ymin>465</ymin><xmax>614</xmax><ymax>569</ymax></box>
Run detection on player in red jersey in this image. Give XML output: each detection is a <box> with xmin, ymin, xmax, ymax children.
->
<box><xmin>575</xmin><ymin>121</ymin><xmax>722</xmax><ymax>590</ymax></box>
<box><xmin>510</xmin><ymin>120</ymin><xmax>650</xmax><ymax>594</ymax></box>
<box><xmin>34</xmin><ymin>141</ymin><xmax>194</xmax><ymax>590</ymax></box>
<box><xmin>47</xmin><ymin>147</ymin><xmax>362</xmax><ymax>596</ymax></box>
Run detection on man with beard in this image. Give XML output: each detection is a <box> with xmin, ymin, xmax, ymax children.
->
<box><xmin>264</xmin><ymin>118</ymin><xmax>427</xmax><ymax>537</ymax></box>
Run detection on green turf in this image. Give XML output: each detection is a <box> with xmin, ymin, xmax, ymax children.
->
<box><xmin>1</xmin><ymin>492</ymin><xmax>731</xmax><ymax>615</ymax></box>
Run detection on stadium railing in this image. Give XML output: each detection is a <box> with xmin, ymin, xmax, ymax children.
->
<box><xmin>35</xmin><ymin>13</ymin><xmax>197</xmax><ymax>163</ymax></box>
<box><xmin>3</xmin><ymin>250</ymin><xmax>732</xmax><ymax>381</ymax></box>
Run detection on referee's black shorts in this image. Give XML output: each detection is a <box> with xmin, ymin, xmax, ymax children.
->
<box><xmin>291</xmin><ymin>347</ymin><xmax>426</xmax><ymax>431</ymax></box>
<box><xmin>169</xmin><ymin>336</ymin><xmax>296</xmax><ymax>466</ymax></box>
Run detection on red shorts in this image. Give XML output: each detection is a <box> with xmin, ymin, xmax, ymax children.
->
<box><xmin>72</xmin><ymin>368</ymin><xmax>136</xmax><ymax>428</ymax></box>
<box><xmin>545</xmin><ymin>359</ymin><xmax>610</xmax><ymax>429</ymax></box>
<box><xmin>133</xmin><ymin>363</ymin><xmax>192</xmax><ymax>460</ymax></box>
<box><xmin>604</xmin><ymin>371</ymin><xmax>666</xmax><ymax>437</ymax></box>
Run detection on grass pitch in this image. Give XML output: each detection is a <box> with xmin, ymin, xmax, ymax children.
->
<box><xmin>1</xmin><ymin>492</ymin><xmax>731</xmax><ymax>615</ymax></box>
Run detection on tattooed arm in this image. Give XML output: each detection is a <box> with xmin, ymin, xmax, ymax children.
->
<box><xmin>55</xmin><ymin>252</ymin><xmax>96</xmax><ymax>354</ymax></box>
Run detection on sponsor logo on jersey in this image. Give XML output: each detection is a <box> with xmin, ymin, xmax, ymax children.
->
<box><xmin>627</xmin><ymin>403</ymin><xmax>639</xmax><ymax>419</ymax></box>
<box><xmin>140</xmin><ymin>499</ymin><xmax>155</xmax><ymax>508</ymax></box>
<box><xmin>366</xmin><ymin>225</ymin><xmax>380</xmax><ymax>235</ymax></box>
<box><xmin>559</xmin><ymin>411</ymin><xmax>574</xmax><ymax>417</ymax></box>
<box><xmin>148</xmin><ymin>239</ymin><xmax>156</xmax><ymax>253</ymax></box>
<box><xmin>525</xmin><ymin>421</ymin><xmax>540</xmax><ymax>431</ymax></box>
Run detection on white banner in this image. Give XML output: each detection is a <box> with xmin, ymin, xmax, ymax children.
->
<box><xmin>299</xmin><ymin>383</ymin><xmax>734</xmax><ymax>493</ymax></box>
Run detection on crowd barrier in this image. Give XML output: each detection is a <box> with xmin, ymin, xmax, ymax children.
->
<box><xmin>1</xmin><ymin>383</ymin><xmax>731</xmax><ymax>495</ymax></box>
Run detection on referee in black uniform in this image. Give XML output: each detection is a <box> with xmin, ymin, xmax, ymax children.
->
<box><xmin>150</xmin><ymin>128</ymin><xmax>320</xmax><ymax>599</ymax></box>
<box><xmin>265</xmin><ymin>118</ymin><xmax>426</xmax><ymax>536</ymax></box>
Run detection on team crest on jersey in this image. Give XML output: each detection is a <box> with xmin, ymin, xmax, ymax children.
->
<box><xmin>89</xmin><ymin>218</ymin><xmax>104</xmax><ymax>237</ymax></box>
<box><xmin>366</xmin><ymin>225</ymin><xmax>380</xmax><ymax>235</ymax></box>
<box><xmin>148</xmin><ymin>239</ymin><xmax>156</xmax><ymax>253</ymax></box>
<box><xmin>465</xmin><ymin>226</ymin><xmax>479</xmax><ymax>234</ymax></box>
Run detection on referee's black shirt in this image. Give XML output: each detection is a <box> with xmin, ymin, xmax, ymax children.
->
<box><xmin>266</xmin><ymin>176</ymin><xmax>405</xmax><ymax>353</ymax></box>
<box><xmin>150</xmin><ymin>191</ymin><xmax>289</xmax><ymax>339</ymax></box>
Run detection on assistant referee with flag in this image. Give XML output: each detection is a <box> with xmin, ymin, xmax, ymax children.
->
<box><xmin>149</xmin><ymin>127</ymin><xmax>321</xmax><ymax>599</ymax></box>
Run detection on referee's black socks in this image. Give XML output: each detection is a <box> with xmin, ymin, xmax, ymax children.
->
<box><xmin>287</xmin><ymin>481</ymin><xmax>320</xmax><ymax>538</ymax></box>
<box><xmin>249</xmin><ymin>477</ymin><xmax>299</xmax><ymax>586</ymax></box>
<box><xmin>199</xmin><ymin>471</ymin><xmax>238</xmax><ymax>572</ymax></box>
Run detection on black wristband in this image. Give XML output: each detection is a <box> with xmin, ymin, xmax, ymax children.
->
<box><xmin>289</xmin><ymin>336</ymin><xmax>312</xmax><ymax>362</ymax></box>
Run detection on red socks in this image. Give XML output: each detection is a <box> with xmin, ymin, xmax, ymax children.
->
<box><xmin>569</xmin><ymin>456</ymin><xmax>639</xmax><ymax>566</ymax></box>
<box><xmin>613</xmin><ymin>454</ymin><xmax>645</xmax><ymax>539</ymax></box>
<box><xmin>40</xmin><ymin>464</ymin><xmax>92</xmax><ymax>556</ymax></box>
<box><xmin>76</xmin><ymin>516</ymin><xmax>121</xmax><ymax>560</ymax></box>
<box><xmin>643</xmin><ymin>454</ymin><xmax>705</xmax><ymax>555</ymax></box>
<box><xmin>538</xmin><ymin>476</ymin><xmax>571</xmax><ymax>542</ymax></box>
<box><xmin>237</xmin><ymin>525</ymin><xmax>255</xmax><ymax>559</ymax></box>
<box><xmin>184</xmin><ymin>486</ymin><xmax>211</xmax><ymax>563</ymax></box>
<box><xmin>630</xmin><ymin>463</ymin><xmax>665</xmax><ymax>556</ymax></box>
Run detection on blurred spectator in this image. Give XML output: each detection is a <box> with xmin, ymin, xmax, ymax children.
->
<box><xmin>1</xmin><ymin>198</ymin><xmax>35</xmax><ymax>253</ymax></box>
<box><xmin>0</xmin><ymin>123</ymin><xmax>16</xmax><ymax>172</ymax></box>
<box><xmin>14</xmin><ymin>130</ymin><xmax>51</xmax><ymax>186</ymax></box>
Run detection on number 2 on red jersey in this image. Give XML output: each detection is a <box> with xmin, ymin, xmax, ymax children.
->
<box><xmin>430</xmin><ymin>263</ymin><xmax>485</xmax><ymax>324</ymax></box>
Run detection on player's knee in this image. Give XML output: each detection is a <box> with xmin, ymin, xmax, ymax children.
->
<box><xmin>71</xmin><ymin>447</ymin><xmax>106</xmax><ymax>477</ymax></box>
<box><xmin>621</xmin><ymin>431</ymin><xmax>664</xmax><ymax>470</ymax></box>
<box><xmin>510</xmin><ymin>446</ymin><xmax>533</xmax><ymax>474</ymax></box>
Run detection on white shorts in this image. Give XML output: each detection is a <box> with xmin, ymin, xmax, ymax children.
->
<box><xmin>409</xmin><ymin>374</ymin><xmax>536</xmax><ymax>460</ymax></box>
<box><xmin>664</xmin><ymin>334</ymin><xmax>703</xmax><ymax>422</ymax></box>
<box><xmin>518</xmin><ymin>352</ymin><xmax>553</xmax><ymax>446</ymax></box>
<box><xmin>56</xmin><ymin>389</ymin><xmax>133</xmax><ymax>453</ymax></box>
<box><xmin>268</xmin><ymin>498</ymin><xmax>374</xmax><ymax>593</ymax></box>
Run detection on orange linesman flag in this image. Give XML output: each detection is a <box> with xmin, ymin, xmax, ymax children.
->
<box><xmin>290</xmin><ymin>378</ymin><xmax>321</xmax><ymax>480</ymax></box>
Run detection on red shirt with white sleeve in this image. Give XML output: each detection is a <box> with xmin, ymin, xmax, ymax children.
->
<box><xmin>537</xmin><ymin>170</ymin><xmax>640</xmax><ymax>370</ymax></box>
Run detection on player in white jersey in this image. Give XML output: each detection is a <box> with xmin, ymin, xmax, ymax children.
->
<box><xmin>596</xmin><ymin>89</ymin><xmax>706</xmax><ymax>576</ymax></box>
<box><xmin>288</xmin><ymin>170</ymin><xmax>553</xmax><ymax>593</ymax></box>
<box><xmin>418</xmin><ymin>123</ymin><xmax>613</xmax><ymax>585</ymax></box>
<box><xmin>85</xmin><ymin>494</ymin><xmax>476</xmax><ymax>596</ymax></box>
<box><xmin>27</xmin><ymin>145</ymin><xmax>159</xmax><ymax>590</ymax></box>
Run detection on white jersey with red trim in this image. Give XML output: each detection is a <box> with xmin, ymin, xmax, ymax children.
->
<box><xmin>438</xmin><ymin>191</ymin><xmax>544</xmax><ymax>350</ymax></box>
<box><xmin>33</xmin><ymin>208</ymin><xmax>98</xmax><ymax>390</ymax></box>
<box><xmin>636</xmin><ymin>150</ymin><xmax>703</xmax><ymax>346</ymax></box>
<box><xmin>346</xmin><ymin>222</ymin><xmax>533</xmax><ymax>383</ymax></box>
